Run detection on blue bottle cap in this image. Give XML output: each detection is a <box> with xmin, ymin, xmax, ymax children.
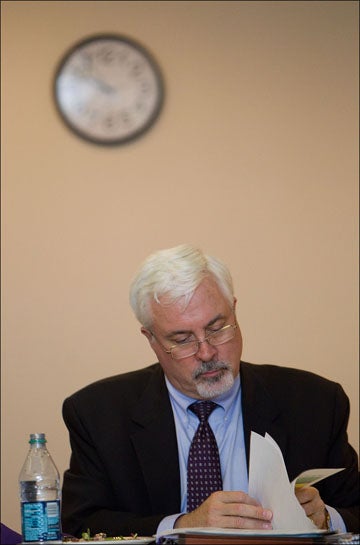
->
<box><xmin>29</xmin><ymin>433</ymin><xmax>47</xmax><ymax>444</ymax></box>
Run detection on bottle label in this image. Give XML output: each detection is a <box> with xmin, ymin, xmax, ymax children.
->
<box><xmin>21</xmin><ymin>500</ymin><xmax>61</xmax><ymax>542</ymax></box>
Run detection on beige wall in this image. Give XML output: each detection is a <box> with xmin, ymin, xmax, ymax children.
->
<box><xmin>1</xmin><ymin>0</ymin><xmax>358</xmax><ymax>533</ymax></box>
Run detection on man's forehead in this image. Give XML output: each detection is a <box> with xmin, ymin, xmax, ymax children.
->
<box><xmin>150</xmin><ymin>300</ymin><xmax>232</xmax><ymax>337</ymax></box>
<box><xmin>162</xmin><ymin>313</ymin><xmax>227</xmax><ymax>337</ymax></box>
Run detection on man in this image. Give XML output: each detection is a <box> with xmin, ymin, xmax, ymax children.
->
<box><xmin>61</xmin><ymin>244</ymin><xmax>359</xmax><ymax>538</ymax></box>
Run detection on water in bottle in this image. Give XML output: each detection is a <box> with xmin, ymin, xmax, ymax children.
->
<box><xmin>19</xmin><ymin>433</ymin><xmax>61</xmax><ymax>543</ymax></box>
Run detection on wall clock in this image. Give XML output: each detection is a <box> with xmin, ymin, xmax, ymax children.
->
<box><xmin>53</xmin><ymin>34</ymin><xmax>165</xmax><ymax>146</ymax></box>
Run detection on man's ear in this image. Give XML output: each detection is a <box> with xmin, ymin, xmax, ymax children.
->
<box><xmin>141</xmin><ymin>327</ymin><xmax>153</xmax><ymax>342</ymax></box>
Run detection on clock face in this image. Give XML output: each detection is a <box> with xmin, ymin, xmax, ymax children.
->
<box><xmin>53</xmin><ymin>34</ymin><xmax>164</xmax><ymax>145</ymax></box>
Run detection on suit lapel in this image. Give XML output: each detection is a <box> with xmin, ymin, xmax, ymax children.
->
<box><xmin>240</xmin><ymin>362</ymin><xmax>288</xmax><ymax>471</ymax></box>
<box><xmin>129</xmin><ymin>365</ymin><xmax>181</xmax><ymax>514</ymax></box>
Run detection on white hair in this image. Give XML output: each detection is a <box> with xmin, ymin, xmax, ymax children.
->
<box><xmin>129</xmin><ymin>244</ymin><xmax>234</xmax><ymax>328</ymax></box>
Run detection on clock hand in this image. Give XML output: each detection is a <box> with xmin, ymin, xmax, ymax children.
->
<box><xmin>88</xmin><ymin>75</ymin><xmax>116</xmax><ymax>94</ymax></box>
<box><xmin>76</xmin><ymin>72</ymin><xmax>116</xmax><ymax>94</ymax></box>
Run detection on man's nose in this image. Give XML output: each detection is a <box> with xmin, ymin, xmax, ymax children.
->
<box><xmin>195</xmin><ymin>338</ymin><xmax>217</xmax><ymax>361</ymax></box>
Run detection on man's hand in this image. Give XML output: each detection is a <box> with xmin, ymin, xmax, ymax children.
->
<box><xmin>174</xmin><ymin>491</ymin><xmax>273</xmax><ymax>530</ymax></box>
<box><xmin>295</xmin><ymin>486</ymin><xmax>328</xmax><ymax>529</ymax></box>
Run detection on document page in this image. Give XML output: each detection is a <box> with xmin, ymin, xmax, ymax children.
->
<box><xmin>248</xmin><ymin>432</ymin><xmax>344</xmax><ymax>531</ymax></box>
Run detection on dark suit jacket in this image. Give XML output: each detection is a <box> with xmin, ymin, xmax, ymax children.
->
<box><xmin>61</xmin><ymin>361</ymin><xmax>359</xmax><ymax>537</ymax></box>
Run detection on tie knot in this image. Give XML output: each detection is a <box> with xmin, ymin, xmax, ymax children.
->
<box><xmin>189</xmin><ymin>400</ymin><xmax>218</xmax><ymax>422</ymax></box>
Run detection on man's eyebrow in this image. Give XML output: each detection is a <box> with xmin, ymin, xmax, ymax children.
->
<box><xmin>165</xmin><ymin>314</ymin><xmax>225</xmax><ymax>338</ymax></box>
<box><xmin>206</xmin><ymin>314</ymin><xmax>225</xmax><ymax>327</ymax></box>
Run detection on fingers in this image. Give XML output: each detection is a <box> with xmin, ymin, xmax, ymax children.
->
<box><xmin>220</xmin><ymin>490</ymin><xmax>262</xmax><ymax>507</ymax></box>
<box><xmin>175</xmin><ymin>491</ymin><xmax>273</xmax><ymax>530</ymax></box>
<box><xmin>220</xmin><ymin>492</ymin><xmax>272</xmax><ymax>524</ymax></box>
<box><xmin>213</xmin><ymin>491</ymin><xmax>273</xmax><ymax>529</ymax></box>
<box><xmin>295</xmin><ymin>486</ymin><xmax>327</xmax><ymax>529</ymax></box>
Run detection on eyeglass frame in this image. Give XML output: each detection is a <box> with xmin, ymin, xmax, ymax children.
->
<box><xmin>150</xmin><ymin>321</ymin><xmax>238</xmax><ymax>360</ymax></box>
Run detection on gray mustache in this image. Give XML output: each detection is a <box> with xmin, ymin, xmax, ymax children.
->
<box><xmin>193</xmin><ymin>360</ymin><xmax>230</xmax><ymax>380</ymax></box>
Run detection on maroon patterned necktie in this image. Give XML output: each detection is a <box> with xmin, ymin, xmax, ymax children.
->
<box><xmin>187</xmin><ymin>401</ymin><xmax>223</xmax><ymax>512</ymax></box>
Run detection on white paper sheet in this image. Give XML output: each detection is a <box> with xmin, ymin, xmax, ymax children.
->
<box><xmin>248</xmin><ymin>432</ymin><xmax>343</xmax><ymax>531</ymax></box>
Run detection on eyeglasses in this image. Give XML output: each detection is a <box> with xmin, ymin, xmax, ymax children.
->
<box><xmin>153</xmin><ymin>323</ymin><xmax>237</xmax><ymax>360</ymax></box>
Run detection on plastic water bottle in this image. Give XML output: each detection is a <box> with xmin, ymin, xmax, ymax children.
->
<box><xmin>19</xmin><ymin>433</ymin><xmax>61</xmax><ymax>543</ymax></box>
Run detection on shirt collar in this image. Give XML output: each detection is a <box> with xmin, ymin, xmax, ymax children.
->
<box><xmin>165</xmin><ymin>373</ymin><xmax>241</xmax><ymax>417</ymax></box>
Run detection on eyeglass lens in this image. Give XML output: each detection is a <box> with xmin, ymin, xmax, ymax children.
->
<box><xmin>171</xmin><ymin>324</ymin><xmax>236</xmax><ymax>359</ymax></box>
